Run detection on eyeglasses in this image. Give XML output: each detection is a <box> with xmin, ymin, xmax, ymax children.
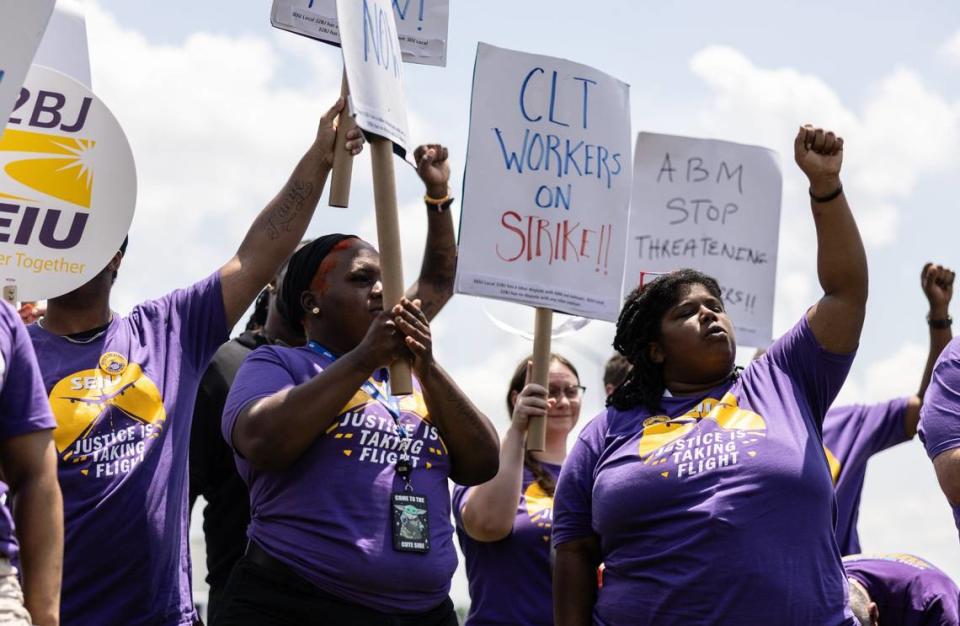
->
<box><xmin>548</xmin><ymin>385</ymin><xmax>586</xmax><ymax>401</ymax></box>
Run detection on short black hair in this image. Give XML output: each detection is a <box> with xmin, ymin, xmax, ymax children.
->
<box><xmin>603</xmin><ymin>353</ymin><xmax>631</xmax><ymax>389</ymax></box>
<box><xmin>608</xmin><ymin>269</ymin><xmax>722</xmax><ymax>413</ymax></box>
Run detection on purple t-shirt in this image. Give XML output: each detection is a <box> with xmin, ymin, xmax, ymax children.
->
<box><xmin>221</xmin><ymin>345</ymin><xmax>457</xmax><ymax>614</ymax></box>
<box><xmin>553</xmin><ymin>316</ymin><xmax>857</xmax><ymax>625</ymax></box>
<box><xmin>452</xmin><ymin>462</ymin><xmax>560</xmax><ymax>626</ymax></box>
<box><xmin>844</xmin><ymin>553</ymin><xmax>959</xmax><ymax>625</ymax></box>
<box><xmin>918</xmin><ymin>338</ymin><xmax>960</xmax><ymax>537</ymax></box>
<box><xmin>823</xmin><ymin>398</ymin><xmax>911</xmax><ymax>555</ymax></box>
<box><xmin>0</xmin><ymin>301</ymin><xmax>57</xmax><ymax>563</ymax></box>
<box><xmin>29</xmin><ymin>273</ymin><xmax>228</xmax><ymax>626</ymax></box>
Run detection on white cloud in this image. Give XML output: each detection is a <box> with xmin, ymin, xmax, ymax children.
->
<box><xmin>82</xmin><ymin>1</ymin><xmax>434</xmax><ymax>315</ymax></box>
<box><xmin>687</xmin><ymin>45</ymin><xmax>960</xmax><ymax>351</ymax></box>
<box><xmin>941</xmin><ymin>30</ymin><xmax>960</xmax><ymax>65</ymax></box>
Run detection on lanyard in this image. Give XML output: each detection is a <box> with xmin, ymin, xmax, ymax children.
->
<box><xmin>306</xmin><ymin>341</ymin><xmax>415</xmax><ymax>490</ymax></box>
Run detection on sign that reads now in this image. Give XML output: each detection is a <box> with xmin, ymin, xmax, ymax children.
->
<box><xmin>0</xmin><ymin>0</ymin><xmax>57</xmax><ymax>137</ymax></box>
<box><xmin>626</xmin><ymin>132</ymin><xmax>782</xmax><ymax>347</ymax></box>
<box><xmin>455</xmin><ymin>43</ymin><xmax>632</xmax><ymax>322</ymax></box>
<box><xmin>0</xmin><ymin>65</ymin><xmax>136</xmax><ymax>301</ymax></box>
<box><xmin>271</xmin><ymin>0</ymin><xmax>449</xmax><ymax>67</ymax></box>
<box><xmin>336</xmin><ymin>0</ymin><xmax>410</xmax><ymax>155</ymax></box>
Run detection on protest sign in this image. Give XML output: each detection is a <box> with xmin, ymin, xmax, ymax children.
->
<box><xmin>0</xmin><ymin>65</ymin><xmax>136</xmax><ymax>302</ymax></box>
<box><xmin>336</xmin><ymin>0</ymin><xmax>410</xmax><ymax>155</ymax></box>
<box><xmin>455</xmin><ymin>43</ymin><xmax>632</xmax><ymax>322</ymax></box>
<box><xmin>626</xmin><ymin>132</ymin><xmax>782</xmax><ymax>347</ymax></box>
<box><xmin>336</xmin><ymin>0</ymin><xmax>412</xmax><ymax>392</ymax></box>
<box><xmin>34</xmin><ymin>0</ymin><xmax>92</xmax><ymax>88</ymax></box>
<box><xmin>271</xmin><ymin>0</ymin><xmax>449</xmax><ymax>66</ymax></box>
<box><xmin>0</xmin><ymin>0</ymin><xmax>56</xmax><ymax>137</ymax></box>
<box><xmin>455</xmin><ymin>42</ymin><xmax>632</xmax><ymax>448</ymax></box>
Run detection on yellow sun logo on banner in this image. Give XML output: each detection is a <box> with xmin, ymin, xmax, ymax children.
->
<box><xmin>0</xmin><ymin>128</ymin><xmax>95</xmax><ymax>208</ymax></box>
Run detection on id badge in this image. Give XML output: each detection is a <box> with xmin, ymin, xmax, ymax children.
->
<box><xmin>391</xmin><ymin>492</ymin><xmax>430</xmax><ymax>553</ymax></box>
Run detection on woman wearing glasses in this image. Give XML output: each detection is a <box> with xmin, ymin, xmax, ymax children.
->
<box><xmin>452</xmin><ymin>354</ymin><xmax>584</xmax><ymax>626</ymax></box>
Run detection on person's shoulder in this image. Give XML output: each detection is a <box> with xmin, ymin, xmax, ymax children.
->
<box><xmin>936</xmin><ymin>337</ymin><xmax>960</xmax><ymax>370</ymax></box>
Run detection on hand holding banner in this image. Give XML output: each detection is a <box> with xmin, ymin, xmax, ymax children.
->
<box><xmin>337</xmin><ymin>0</ymin><xmax>412</xmax><ymax>393</ymax></box>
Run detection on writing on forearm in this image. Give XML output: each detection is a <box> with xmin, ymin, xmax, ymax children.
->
<box><xmin>266</xmin><ymin>180</ymin><xmax>315</xmax><ymax>240</ymax></box>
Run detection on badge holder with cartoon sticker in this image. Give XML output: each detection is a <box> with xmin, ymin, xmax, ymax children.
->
<box><xmin>307</xmin><ymin>341</ymin><xmax>431</xmax><ymax>553</ymax></box>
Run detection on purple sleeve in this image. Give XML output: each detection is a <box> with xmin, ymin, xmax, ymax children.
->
<box><xmin>552</xmin><ymin>412</ymin><xmax>606</xmax><ymax>547</ymax></box>
<box><xmin>138</xmin><ymin>272</ymin><xmax>229</xmax><ymax>372</ymax></box>
<box><xmin>858</xmin><ymin>397</ymin><xmax>911</xmax><ymax>454</ymax></box>
<box><xmin>451</xmin><ymin>485</ymin><xmax>471</xmax><ymax>529</ymax></box>
<box><xmin>221</xmin><ymin>347</ymin><xmax>298</xmax><ymax>452</ymax></box>
<box><xmin>762</xmin><ymin>315</ymin><xmax>855</xmax><ymax>426</ymax></box>
<box><xmin>0</xmin><ymin>303</ymin><xmax>55</xmax><ymax>439</ymax></box>
<box><xmin>919</xmin><ymin>341</ymin><xmax>960</xmax><ymax>460</ymax></box>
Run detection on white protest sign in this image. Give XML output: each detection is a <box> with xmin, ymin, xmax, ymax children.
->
<box><xmin>0</xmin><ymin>0</ymin><xmax>56</xmax><ymax>137</ymax></box>
<box><xmin>335</xmin><ymin>0</ymin><xmax>410</xmax><ymax>155</ymax></box>
<box><xmin>271</xmin><ymin>0</ymin><xmax>449</xmax><ymax>66</ymax></box>
<box><xmin>0</xmin><ymin>65</ymin><xmax>136</xmax><ymax>301</ymax></box>
<box><xmin>626</xmin><ymin>132</ymin><xmax>782</xmax><ymax>347</ymax></box>
<box><xmin>34</xmin><ymin>0</ymin><xmax>92</xmax><ymax>88</ymax></box>
<box><xmin>455</xmin><ymin>43</ymin><xmax>632</xmax><ymax>322</ymax></box>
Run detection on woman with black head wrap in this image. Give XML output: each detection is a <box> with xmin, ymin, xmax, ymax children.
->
<box><xmin>215</xmin><ymin>145</ymin><xmax>500</xmax><ymax>626</ymax></box>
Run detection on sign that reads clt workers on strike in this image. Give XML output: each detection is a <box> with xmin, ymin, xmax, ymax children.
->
<box><xmin>0</xmin><ymin>65</ymin><xmax>136</xmax><ymax>301</ymax></box>
<box><xmin>626</xmin><ymin>132</ymin><xmax>782</xmax><ymax>347</ymax></box>
<box><xmin>0</xmin><ymin>0</ymin><xmax>56</xmax><ymax>137</ymax></box>
<box><xmin>455</xmin><ymin>43</ymin><xmax>632</xmax><ymax>322</ymax></box>
<box><xmin>271</xmin><ymin>0</ymin><xmax>449</xmax><ymax>66</ymax></box>
<box><xmin>335</xmin><ymin>0</ymin><xmax>410</xmax><ymax>155</ymax></box>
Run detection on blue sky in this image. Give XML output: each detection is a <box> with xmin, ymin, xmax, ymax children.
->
<box><xmin>58</xmin><ymin>0</ymin><xmax>960</xmax><ymax>606</ymax></box>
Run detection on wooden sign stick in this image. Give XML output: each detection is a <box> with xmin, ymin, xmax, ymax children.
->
<box><xmin>526</xmin><ymin>307</ymin><xmax>553</xmax><ymax>451</ymax></box>
<box><xmin>370</xmin><ymin>136</ymin><xmax>413</xmax><ymax>395</ymax></box>
<box><xmin>329</xmin><ymin>69</ymin><xmax>357</xmax><ymax>208</ymax></box>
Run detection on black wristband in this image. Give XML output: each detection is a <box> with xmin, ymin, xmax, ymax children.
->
<box><xmin>809</xmin><ymin>183</ymin><xmax>843</xmax><ymax>203</ymax></box>
<box><xmin>928</xmin><ymin>315</ymin><xmax>953</xmax><ymax>329</ymax></box>
<box><xmin>425</xmin><ymin>197</ymin><xmax>454</xmax><ymax>213</ymax></box>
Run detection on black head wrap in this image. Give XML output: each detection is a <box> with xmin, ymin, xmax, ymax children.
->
<box><xmin>278</xmin><ymin>233</ymin><xmax>358</xmax><ymax>328</ymax></box>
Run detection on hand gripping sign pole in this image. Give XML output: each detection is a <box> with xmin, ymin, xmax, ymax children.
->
<box><xmin>370</xmin><ymin>136</ymin><xmax>412</xmax><ymax>394</ymax></box>
<box><xmin>335</xmin><ymin>0</ymin><xmax>414</xmax><ymax>393</ymax></box>
<box><xmin>527</xmin><ymin>307</ymin><xmax>553</xmax><ymax>451</ymax></box>
<box><xmin>328</xmin><ymin>70</ymin><xmax>357</xmax><ymax>208</ymax></box>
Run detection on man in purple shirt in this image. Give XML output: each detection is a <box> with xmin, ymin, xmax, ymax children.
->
<box><xmin>845</xmin><ymin>553</ymin><xmax>959</xmax><ymax>625</ymax></box>
<box><xmin>28</xmin><ymin>99</ymin><xmax>363</xmax><ymax>626</ymax></box>
<box><xmin>825</xmin><ymin>262</ymin><xmax>954</xmax><ymax>555</ymax></box>
<box><xmin>0</xmin><ymin>301</ymin><xmax>62</xmax><ymax>626</ymax></box>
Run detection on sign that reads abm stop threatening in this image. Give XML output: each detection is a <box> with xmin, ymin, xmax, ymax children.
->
<box><xmin>0</xmin><ymin>65</ymin><xmax>136</xmax><ymax>301</ymax></box>
<box><xmin>455</xmin><ymin>43</ymin><xmax>632</xmax><ymax>322</ymax></box>
<box><xmin>626</xmin><ymin>132</ymin><xmax>782</xmax><ymax>347</ymax></box>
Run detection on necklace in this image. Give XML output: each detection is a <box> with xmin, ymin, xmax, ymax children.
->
<box><xmin>37</xmin><ymin>315</ymin><xmax>113</xmax><ymax>345</ymax></box>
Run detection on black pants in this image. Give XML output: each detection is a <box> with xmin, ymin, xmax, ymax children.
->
<box><xmin>214</xmin><ymin>549</ymin><xmax>458</xmax><ymax>626</ymax></box>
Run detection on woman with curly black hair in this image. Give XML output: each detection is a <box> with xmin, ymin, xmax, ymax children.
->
<box><xmin>553</xmin><ymin>125</ymin><xmax>867</xmax><ymax>625</ymax></box>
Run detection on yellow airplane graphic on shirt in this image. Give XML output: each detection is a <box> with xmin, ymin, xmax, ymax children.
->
<box><xmin>639</xmin><ymin>393</ymin><xmax>767</xmax><ymax>460</ymax></box>
<box><xmin>48</xmin><ymin>362</ymin><xmax>166</xmax><ymax>457</ymax></box>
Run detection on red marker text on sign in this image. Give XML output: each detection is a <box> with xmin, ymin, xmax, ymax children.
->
<box><xmin>495</xmin><ymin>211</ymin><xmax>613</xmax><ymax>275</ymax></box>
